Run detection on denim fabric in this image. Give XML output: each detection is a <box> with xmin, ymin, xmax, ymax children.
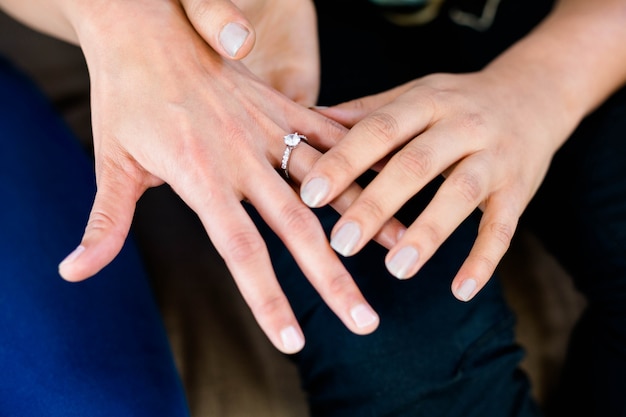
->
<box><xmin>0</xmin><ymin>57</ymin><xmax>189</xmax><ymax>417</ymax></box>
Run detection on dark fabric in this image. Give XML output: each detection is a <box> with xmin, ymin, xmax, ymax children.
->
<box><xmin>314</xmin><ymin>0</ymin><xmax>553</xmax><ymax>105</ymax></box>
<box><xmin>0</xmin><ymin>57</ymin><xmax>190</xmax><ymax>417</ymax></box>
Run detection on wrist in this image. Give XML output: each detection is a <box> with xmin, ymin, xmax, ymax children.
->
<box><xmin>480</xmin><ymin>59</ymin><xmax>581</xmax><ymax>153</ymax></box>
<box><xmin>73</xmin><ymin>0</ymin><xmax>205</xmax><ymax>76</ymax></box>
<box><xmin>484</xmin><ymin>0</ymin><xmax>626</xmax><ymax>125</ymax></box>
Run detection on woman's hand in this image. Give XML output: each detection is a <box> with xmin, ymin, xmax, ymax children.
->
<box><xmin>301</xmin><ymin>69</ymin><xmax>577</xmax><ymax>301</ymax></box>
<box><xmin>300</xmin><ymin>0</ymin><xmax>626</xmax><ymax>302</ymax></box>
<box><xmin>46</xmin><ymin>0</ymin><xmax>408</xmax><ymax>353</ymax></box>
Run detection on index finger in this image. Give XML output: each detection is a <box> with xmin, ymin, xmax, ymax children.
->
<box><xmin>300</xmin><ymin>96</ymin><xmax>435</xmax><ymax>208</ymax></box>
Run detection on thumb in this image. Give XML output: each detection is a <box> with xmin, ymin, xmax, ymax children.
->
<box><xmin>58</xmin><ymin>170</ymin><xmax>142</xmax><ymax>282</ymax></box>
<box><xmin>181</xmin><ymin>0</ymin><xmax>256</xmax><ymax>59</ymax></box>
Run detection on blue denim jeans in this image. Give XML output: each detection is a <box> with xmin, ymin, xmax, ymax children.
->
<box><xmin>0</xmin><ymin>57</ymin><xmax>189</xmax><ymax>417</ymax></box>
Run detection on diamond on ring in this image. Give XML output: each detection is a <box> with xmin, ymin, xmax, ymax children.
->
<box><xmin>281</xmin><ymin>132</ymin><xmax>307</xmax><ymax>178</ymax></box>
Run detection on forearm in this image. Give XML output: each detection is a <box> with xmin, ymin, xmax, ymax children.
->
<box><xmin>485</xmin><ymin>0</ymin><xmax>626</xmax><ymax>134</ymax></box>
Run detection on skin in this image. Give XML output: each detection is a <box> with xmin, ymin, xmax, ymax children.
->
<box><xmin>0</xmin><ymin>0</ymin><xmax>407</xmax><ymax>353</ymax></box>
<box><xmin>301</xmin><ymin>0</ymin><xmax>626</xmax><ymax>301</ymax></box>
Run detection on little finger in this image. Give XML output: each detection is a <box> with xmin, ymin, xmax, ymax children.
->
<box><xmin>451</xmin><ymin>196</ymin><xmax>520</xmax><ymax>302</ymax></box>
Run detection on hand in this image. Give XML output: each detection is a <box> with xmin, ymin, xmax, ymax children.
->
<box><xmin>56</xmin><ymin>0</ymin><xmax>405</xmax><ymax>353</ymax></box>
<box><xmin>179</xmin><ymin>0</ymin><xmax>320</xmax><ymax>105</ymax></box>
<box><xmin>301</xmin><ymin>70</ymin><xmax>576</xmax><ymax>302</ymax></box>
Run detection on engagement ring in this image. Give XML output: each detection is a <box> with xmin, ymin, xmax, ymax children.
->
<box><xmin>281</xmin><ymin>132</ymin><xmax>307</xmax><ymax>179</ymax></box>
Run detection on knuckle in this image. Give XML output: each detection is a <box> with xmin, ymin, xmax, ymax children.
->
<box><xmin>395</xmin><ymin>144</ymin><xmax>435</xmax><ymax>180</ymax></box>
<box><xmin>320</xmin><ymin>118</ymin><xmax>349</xmax><ymax>144</ymax></box>
<box><xmin>361</xmin><ymin>112</ymin><xmax>400</xmax><ymax>148</ymax></box>
<box><xmin>279</xmin><ymin>204</ymin><xmax>319</xmax><ymax>238</ymax></box>
<box><xmin>97</xmin><ymin>152</ymin><xmax>129</xmax><ymax>179</ymax></box>
<box><xmin>324</xmin><ymin>270</ymin><xmax>355</xmax><ymax>299</ymax></box>
<box><xmin>472</xmin><ymin>253</ymin><xmax>499</xmax><ymax>275</ymax></box>
<box><xmin>418</xmin><ymin>222</ymin><xmax>441</xmax><ymax>248</ymax></box>
<box><xmin>250</xmin><ymin>293</ymin><xmax>290</xmax><ymax>319</ymax></box>
<box><xmin>97</xmin><ymin>150</ymin><xmax>150</xmax><ymax>192</ymax></box>
<box><xmin>456</xmin><ymin>112</ymin><xmax>490</xmax><ymax>148</ymax></box>
<box><xmin>87</xmin><ymin>210</ymin><xmax>117</xmax><ymax>232</ymax></box>
<box><xmin>321</xmin><ymin>149</ymin><xmax>357</xmax><ymax>180</ymax></box>
<box><xmin>356</xmin><ymin>197</ymin><xmax>386</xmax><ymax>222</ymax></box>
<box><xmin>224</xmin><ymin>230</ymin><xmax>265</xmax><ymax>264</ymax></box>
<box><xmin>449</xmin><ymin>171</ymin><xmax>483</xmax><ymax>204</ymax></box>
<box><xmin>346</xmin><ymin>97</ymin><xmax>369</xmax><ymax>113</ymax></box>
<box><xmin>459</xmin><ymin>112</ymin><xmax>487</xmax><ymax>132</ymax></box>
<box><xmin>488</xmin><ymin>221</ymin><xmax>515</xmax><ymax>250</ymax></box>
<box><xmin>86</xmin><ymin>209</ymin><xmax>128</xmax><ymax>242</ymax></box>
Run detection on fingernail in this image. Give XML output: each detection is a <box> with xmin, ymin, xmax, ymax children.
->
<box><xmin>456</xmin><ymin>279</ymin><xmax>477</xmax><ymax>302</ymax></box>
<box><xmin>219</xmin><ymin>22</ymin><xmax>249</xmax><ymax>57</ymax></box>
<box><xmin>300</xmin><ymin>177</ymin><xmax>329</xmax><ymax>207</ymax></box>
<box><xmin>386</xmin><ymin>246</ymin><xmax>419</xmax><ymax>279</ymax></box>
<box><xmin>59</xmin><ymin>245</ymin><xmax>85</xmax><ymax>268</ymax></box>
<box><xmin>330</xmin><ymin>221</ymin><xmax>361</xmax><ymax>256</ymax></box>
<box><xmin>280</xmin><ymin>326</ymin><xmax>305</xmax><ymax>353</ymax></box>
<box><xmin>350</xmin><ymin>304</ymin><xmax>379</xmax><ymax>329</ymax></box>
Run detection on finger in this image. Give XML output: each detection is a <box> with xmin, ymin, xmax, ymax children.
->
<box><xmin>290</xmin><ymin>110</ymin><xmax>351</xmax><ymax>152</ymax></box>
<box><xmin>451</xmin><ymin>196</ymin><xmax>519</xmax><ymax>302</ymax></box>
<box><xmin>313</xmin><ymin>86</ymin><xmax>406</xmax><ymax>128</ymax></box>
<box><xmin>58</xmin><ymin>158</ymin><xmax>145</xmax><ymax>282</ymax></box>
<box><xmin>301</xmin><ymin>95</ymin><xmax>436</xmax><ymax>208</ymax></box>
<box><xmin>180</xmin><ymin>0</ymin><xmax>255</xmax><ymax>59</ymax></box>
<box><xmin>246</xmin><ymin>165</ymin><xmax>380</xmax><ymax>336</ymax></box>
<box><xmin>286</xmin><ymin>142</ymin><xmax>407</xmax><ymax>250</ymax></box>
<box><xmin>384</xmin><ymin>155</ymin><xmax>490</xmax><ymax>279</ymax></box>
<box><xmin>325</xmin><ymin>125</ymin><xmax>459</xmax><ymax>258</ymax></box>
<box><xmin>177</xmin><ymin>178</ymin><xmax>306</xmax><ymax>354</ymax></box>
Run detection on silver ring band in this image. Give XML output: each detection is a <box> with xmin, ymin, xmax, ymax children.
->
<box><xmin>281</xmin><ymin>132</ymin><xmax>307</xmax><ymax>178</ymax></box>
